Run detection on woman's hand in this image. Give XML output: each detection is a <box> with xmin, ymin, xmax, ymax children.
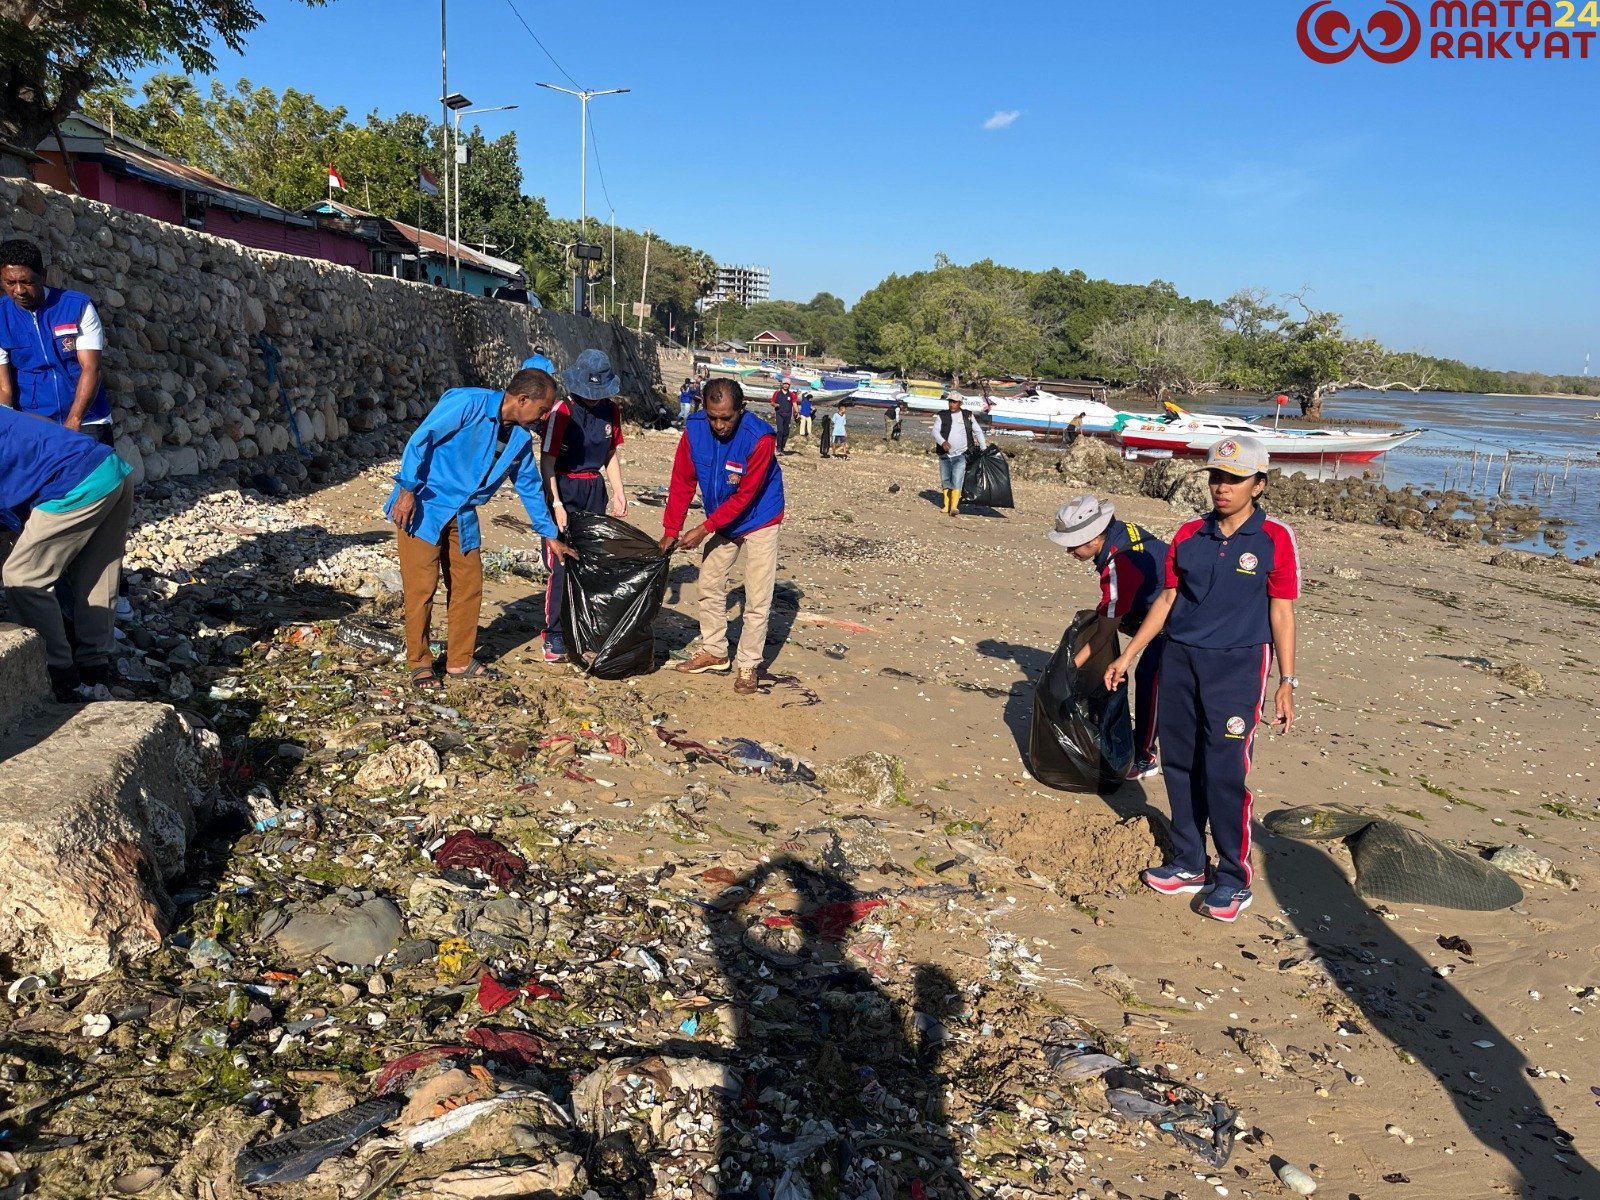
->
<box><xmin>1273</xmin><ymin>681</ymin><xmax>1295</xmax><ymax>733</ymax></box>
<box><xmin>551</xmin><ymin>501</ymin><xmax>568</xmax><ymax>532</ymax></box>
<box><xmin>608</xmin><ymin>495</ymin><xmax>627</xmax><ymax>519</ymax></box>
<box><xmin>1104</xmin><ymin>654</ymin><xmax>1132</xmax><ymax>692</ymax></box>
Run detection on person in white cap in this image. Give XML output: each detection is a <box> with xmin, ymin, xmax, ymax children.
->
<box><xmin>1105</xmin><ymin>435</ymin><xmax>1300</xmax><ymax>924</ymax></box>
<box><xmin>933</xmin><ymin>392</ymin><xmax>984</xmax><ymax>515</ymax></box>
<box><xmin>1047</xmin><ymin>496</ymin><xmax>1168</xmax><ymax>778</ymax></box>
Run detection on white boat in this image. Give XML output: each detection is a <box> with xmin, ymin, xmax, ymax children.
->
<box><xmin>959</xmin><ymin>389</ymin><xmax>1125</xmax><ymax>436</ymax></box>
<box><xmin>1114</xmin><ymin>404</ymin><xmax>1425</xmax><ymax>463</ymax></box>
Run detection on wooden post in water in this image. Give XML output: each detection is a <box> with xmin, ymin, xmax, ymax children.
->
<box><xmin>1471</xmin><ymin>451</ymin><xmax>1480</xmax><ymax>492</ymax></box>
<box><xmin>1498</xmin><ymin>451</ymin><xmax>1512</xmax><ymax>496</ymax></box>
<box><xmin>1564</xmin><ymin>452</ymin><xmax>1571</xmax><ymax>482</ymax></box>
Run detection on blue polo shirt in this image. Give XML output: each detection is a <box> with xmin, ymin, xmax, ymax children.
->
<box><xmin>522</xmin><ymin>353</ymin><xmax>554</xmax><ymax>373</ymax></box>
<box><xmin>1164</xmin><ymin>507</ymin><xmax>1300</xmax><ymax>648</ymax></box>
<box><xmin>384</xmin><ymin>387</ymin><xmax>559</xmax><ymax>552</ymax></box>
<box><xmin>1093</xmin><ymin>520</ymin><xmax>1168</xmax><ymax>623</ymax></box>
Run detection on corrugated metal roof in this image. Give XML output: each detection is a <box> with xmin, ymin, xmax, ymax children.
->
<box><xmin>316</xmin><ymin>200</ymin><xmax>523</xmax><ymax>281</ymax></box>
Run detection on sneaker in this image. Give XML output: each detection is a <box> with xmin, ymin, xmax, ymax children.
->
<box><xmin>1142</xmin><ymin>864</ymin><xmax>1214</xmax><ymax>895</ymax></box>
<box><xmin>733</xmin><ymin>667</ymin><xmax>760</xmax><ymax>695</ymax></box>
<box><xmin>541</xmin><ymin>646</ymin><xmax>569</xmax><ymax>664</ymax></box>
<box><xmin>674</xmin><ymin>649</ymin><xmax>731</xmax><ymax>674</ymax></box>
<box><xmin>1126</xmin><ymin>757</ymin><xmax>1161</xmax><ymax>780</ymax></box>
<box><xmin>1199</xmin><ymin>885</ymin><xmax>1254</xmax><ymax>922</ymax></box>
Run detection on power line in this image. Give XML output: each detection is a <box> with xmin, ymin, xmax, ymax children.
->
<box><xmin>585</xmin><ymin>105</ymin><xmax>615</xmax><ymax>214</ymax></box>
<box><xmin>501</xmin><ymin>0</ymin><xmax>582</xmax><ymax>89</ymax></box>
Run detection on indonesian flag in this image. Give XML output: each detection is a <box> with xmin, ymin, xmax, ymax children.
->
<box><xmin>327</xmin><ymin>165</ymin><xmax>347</xmax><ymax>191</ymax></box>
<box><xmin>417</xmin><ymin>166</ymin><xmax>441</xmax><ymax>196</ymax></box>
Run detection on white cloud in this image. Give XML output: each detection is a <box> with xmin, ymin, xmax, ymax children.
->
<box><xmin>982</xmin><ymin>109</ymin><xmax>1021</xmax><ymax>131</ymax></box>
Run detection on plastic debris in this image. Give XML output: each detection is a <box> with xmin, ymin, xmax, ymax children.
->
<box><xmin>233</xmin><ymin>1095</ymin><xmax>403</xmax><ymax>1186</ymax></box>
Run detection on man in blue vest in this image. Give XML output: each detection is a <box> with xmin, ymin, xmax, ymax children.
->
<box><xmin>0</xmin><ymin>407</ymin><xmax>133</xmax><ymax>700</ymax></box>
<box><xmin>385</xmin><ymin>367</ymin><xmax>576</xmax><ymax>689</ymax></box>
<box><xmin>660</xmin><ymin>378</ymin><xmax>786</xmax><ymax>695</ymax></box>
<box><xmin>538</xmin><ymin>348</ymin><xmax>628</xmax><ymax>663</ymax></box>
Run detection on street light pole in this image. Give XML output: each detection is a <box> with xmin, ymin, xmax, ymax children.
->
<box><xmin>442</xmin><ymin>92</ymin><xmax>472</xmax><ymax>289</ymax></box>
<box><xmin>609</xmin><ymin>209</ymin><xmax>616</xmax><ymax>319</ymax></box>
<box><xmin>536</xmin><ymin>82</ymin><xmax>629</xmax><ymax>315</ymax></box>
<box><xmin>452</xmin><ymin>103</ymin><xmax>518</xmax><ymax>291</ymax></box>
<box><xmin>439</xmin><ymin>0</ymin><xmax>448</xmax><ymax>285</ymax></box>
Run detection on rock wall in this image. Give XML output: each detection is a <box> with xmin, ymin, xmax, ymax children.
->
<box><xmin>0</xmin><ymin>177</ymin><xmax>661</xmax><ymax>487</ymax></box>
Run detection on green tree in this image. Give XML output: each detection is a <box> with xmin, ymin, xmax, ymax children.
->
<box><xmin>1088</xmin><ymin>308</ymin><xmax>1220</xmax><ymax>397</ymax></box>
<box><xmin>1</xmin><ymin>0</ymin><xmax>325</xmax><ymax>165</ymax></box>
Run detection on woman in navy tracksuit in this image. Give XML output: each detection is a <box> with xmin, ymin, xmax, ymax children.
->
<box><xmin>1105</xmin><ymin>435</ymin><xmax>1299</xmax><ymax>923</ymax></box>
<box><xmin>539</xmin><ymin>350</ymin><xmax>627</xmax><ymax>663</ymax></box>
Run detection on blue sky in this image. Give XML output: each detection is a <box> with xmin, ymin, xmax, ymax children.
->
<box><xmin>142</xmin><ymin>0</ymin><xmax>1595</xmax><ymax>372</ymax></box>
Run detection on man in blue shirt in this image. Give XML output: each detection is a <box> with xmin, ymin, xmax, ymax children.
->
<box><xmin>522</xmin><ymin>344</ymin><xmax>554</xmax><ymax>373</ymax></box>
<box><xmin>385</xmin><ymin>367</ymin><xmax>577</xmax><ymax>689</ymax></box>
<box><xmin>0</xmin><ymin>407</ymin><xmax>133</xmax><ymax>700</ymax></box>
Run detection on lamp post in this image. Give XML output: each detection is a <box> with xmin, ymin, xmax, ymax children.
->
<box><xmin>536</xmin><ymin>82</ymin><xmax>629</xmax><ymax>315</ymax></box>
<box><xmin>452</xmin><ymin>102</ymin><xmax>518</xmax><ymax>289</ymax></box>
<box><xmin>441</xmin><ymin>92</ymin><xmax>471</xmax><ymax>289</ymax></box>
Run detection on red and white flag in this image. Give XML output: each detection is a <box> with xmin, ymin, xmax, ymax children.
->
<box><xmin>417</xmin><ymin>166</ymin><xmax>441</xmax><ymax>196</ymax></box>
<box><xmin>327</xmin><ymin>165</ymin><xmax>347</xmax><ymax>191</ymax></box>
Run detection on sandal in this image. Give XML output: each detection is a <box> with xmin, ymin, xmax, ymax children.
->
<box><xmin>410</xmin><ymin>667</ymin><xmax>443</xmax><ymax>691</ymax></box>
<box><xmin>445</xmin><ymin>661</ymin><xmax>504</xmax><ymax>682</ymax></box>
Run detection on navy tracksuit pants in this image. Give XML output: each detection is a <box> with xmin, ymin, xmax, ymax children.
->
<box><xmin>1156</xmin><ymin>639</ymin><xmax>1272</xmax><ymax>891</ymax></box>
<box><xmin>542</xmin><ymin>475</ymin><xmax>608</xmax><ymax>652</ymax></box>
<box><xmin>1132</xmin><ymin>633</ymin><xmax>1164</xmax><ymax>766</ymax></box>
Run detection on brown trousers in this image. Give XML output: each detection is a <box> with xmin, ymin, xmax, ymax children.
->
<box><xmin>396</xmin><ymin>519</ymin><xmax>482</xmax><ymax>671</ymax></box>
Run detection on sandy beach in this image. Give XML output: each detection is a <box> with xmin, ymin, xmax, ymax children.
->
<box><xmin>6</xmin><ymin>399</ymin><xmax>1597</xmax><ymax>1199</ymax></box>
<box><xmin>284</xmin><ymin>408</ymin><xmax>1599</xmax><ymax>1198</ymax></box>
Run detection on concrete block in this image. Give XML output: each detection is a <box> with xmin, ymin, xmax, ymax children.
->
<box><xmin>0</xmin><ymin>701</ymin><xmax>200</xmax><ymax>978</ymax></box>
<box><xmin>0</xmin><ymin>623</ymin><xmax>50</xmax><ymax>738</ymax></box>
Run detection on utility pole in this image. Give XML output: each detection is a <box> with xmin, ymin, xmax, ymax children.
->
<box><xmin>536</xmin><ymin>82</ymin><xmax>630</xmax><ymax>315</ymax></box>
<box><xmin>637</xmin><ymin>228</ymin><xmax>651</xmax><ymax>337</ymax></box>
<box><xmin>609</xmin><ymin>209</ymin><xmax>616</xmax><ymax>319</ymax></box>
<box><xmin>439</xmin><ymin>0</ymin><xmax>448</xmax><ymax>288</ymax></box>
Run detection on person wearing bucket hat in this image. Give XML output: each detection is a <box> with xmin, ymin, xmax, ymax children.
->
<box><xmin>1047</xmin><ymin>496</ymin><xmax>1168</xmax><ymax>779</ymax></box>
<box><xmin>537</xmin><ymin>348</ymin><xmax>630</xmax><ymax>663</ymax></box>
<box><xmin>1104</xmin><ymin>435</ymin><xmax>1300</xmax><ymax>923</ymax></box>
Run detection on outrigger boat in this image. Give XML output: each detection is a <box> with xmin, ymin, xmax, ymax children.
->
<box><xmin>1114</xmin><ymin>403</ymin><xmax>1425</xmax><ymax>463</ymax></box>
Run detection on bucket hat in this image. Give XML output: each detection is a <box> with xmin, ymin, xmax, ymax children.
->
<box><xmin>1046</xmin><ymin>496</ymin><xmax>1115</xmax><ymax>549</ymax></box>
<box><xmin>562</xmin><ymin>348</ymin><xmax>620</xmax><ymax>400</ymax></box>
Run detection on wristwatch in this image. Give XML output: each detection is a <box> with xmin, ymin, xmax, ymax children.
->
<box><xmin>1280</xmin><ymin>675</ymin><xmax>1299</xmax><ymax>689</ymax></box>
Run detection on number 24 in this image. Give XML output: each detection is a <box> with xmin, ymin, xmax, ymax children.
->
<box><xmin>1555</xmin><ymin>1</ymin><xmax>1600</xmax><ymax>26</ymax></box>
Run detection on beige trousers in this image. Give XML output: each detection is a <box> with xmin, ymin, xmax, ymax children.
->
<box><xmin>3</xmin><ymin>478</ymin><xmax>133</xmax><ymax>670</ymax></box>
<box><xmin>696</xmin><ymin>523</ymin><xmax>780</xmax><ymax>671</ymax></box>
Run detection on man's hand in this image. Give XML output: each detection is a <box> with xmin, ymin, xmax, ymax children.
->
<box><xmin>1272</xmin><ymin>682</ymin><xmax>1296</xmax><ymax>733</ymax></box>
<box><xmin>657</xmin><ymin>534</ymin><xmax>680</xmax><ymax>554</ymax></box>
<box><xmin>679</xmin><ymin>524</ymin><xmax>711</xmax><ymax>551</ymax></box>
<box><xmin>544</xmin><ymin>536</ymin><xmax>579</xmax><ymax>565</ymax></box>
<box><xmin>940</xmin><ymin>441</ymin><xmax>950</xmax><ymax>453</ymax></box>
<box><xmin>389</xmin><ymin>487</ymin><xmax>417</xmax><ymax>533</ymax></box>
<box><xmin>1104</xmin><ymin>654</ymin><xmax>1132</xmax><ymax>692</ymax></box>
<box><xmin>551</xmin><ymin>501</ymin><xmax>568</xmax><ymax>532</ymax></box>
<box><xmin>64</xmin><ymin>414</ymin><xmax>82</xmax><ymax>432</ymax></box>
<box><xmin>608</xmin><ymin>495</ymin><xmax>627</xmax><ymax>519</ymax></box>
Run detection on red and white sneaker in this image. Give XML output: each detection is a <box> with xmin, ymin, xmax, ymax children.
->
<box><xmin>1126</xmin><ymin>757</ymin><xmax>1161</xmax><ymax>780</ymax></box>
<box><xmin>1198</xmin><ymin>886</ymin><xmax>1254</xmax><ymax>922</ymax></box>
<box><xmin>1141</xmin><ymin>864</ymin><xmax>1214</xmax><ymax>895</ymax></box>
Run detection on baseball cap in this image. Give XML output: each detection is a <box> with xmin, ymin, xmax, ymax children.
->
<box><xmin>1205</xmin><ymin>435</ymin><xmax>1269</xmax><ymax>478</ymax></box>
<box><xmin>1046</xmin><ymin>496</ymin><xmax>1115</xmax><ymax>549</ymax></box>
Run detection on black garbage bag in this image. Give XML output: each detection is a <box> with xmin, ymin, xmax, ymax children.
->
<box><xmin>1027</xmin><ymin>609</ymin><xmax>1134</xmax><ymax>792</ymax></box>
<box><xmin>961</xmin><ymin>445</ymin><xmax>1014</xmax><ymax>508</ymax></box>
<box><xmin>559</xmin><ymin>512</ymin><xmax>670</xmax><ymax>679</ymax></box>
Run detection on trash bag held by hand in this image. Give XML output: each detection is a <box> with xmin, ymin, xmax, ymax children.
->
<box><xmin>1028</xmin><ymin>609</ymin><xmax>1134</xmax><ymax>791</ymax></box>
<box><xmin>961</xmin><ymin>445</ymin><xmax>1014</xmax><ymax>508</ymax></box>
<box><xmin>560</xmin><ymin>512</ymin><xmax>670</xmax><ymax>679</ymax></box>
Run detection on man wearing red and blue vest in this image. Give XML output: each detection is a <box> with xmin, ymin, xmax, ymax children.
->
<box><xmin>538</xmin><ymin>349</ymin><xmax>628</xmax><ymax>664</ymax></box>
<box><xmin>1048</xmin><ymin>496</ymin><xmax>1168</xmax><ymax>779</ymax></box>
<box><xmin>660</xmin><ymin>378</ymin><xmax>785</xmax><ymax>696</ymax></box>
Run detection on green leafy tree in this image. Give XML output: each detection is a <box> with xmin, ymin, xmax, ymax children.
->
<box><xmin>1088</xmin><ymin>308</ymin><xmax>1220</xmax><ymax>397</ymax></box>
<box><xmin>1</xmin><ymin>0</ymin><xmax>325</xmax><ymax>164</ymax></box>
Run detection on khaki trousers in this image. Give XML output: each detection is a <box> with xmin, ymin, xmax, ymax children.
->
<box><xmin>396</xmin><ymin>519</ymin><xmax>482</xmax><ymax>671</ymax></box>
<box><xmin>696</xmin><ymin>523</ymin><xmax>780</xmax><ymax>671</ymax></box>
<box><xmin>3</xmin><ymin>478</ymin><xmax>133</xmax><ymax>670</ymax></box>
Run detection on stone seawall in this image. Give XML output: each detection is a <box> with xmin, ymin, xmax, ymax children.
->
<box><xmin>0</xmin><ymin>177</ymin><xmax>660</xmax><ymax>487</ymax></box>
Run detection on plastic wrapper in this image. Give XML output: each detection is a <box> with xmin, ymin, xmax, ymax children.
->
<box><xmin>961</xmin><ymin>445</ymin><xmax>1014</xmax><ymax>508</ymax></box>
<box><xmin>1027</xmin><ymin>609</ymin><xmax>1134</xmax><ymax>792</ymax></box>
<box><xmin>559</xmin><ymin>512</ymin><xmax>670</xmax><ymax>679</ymax></box>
